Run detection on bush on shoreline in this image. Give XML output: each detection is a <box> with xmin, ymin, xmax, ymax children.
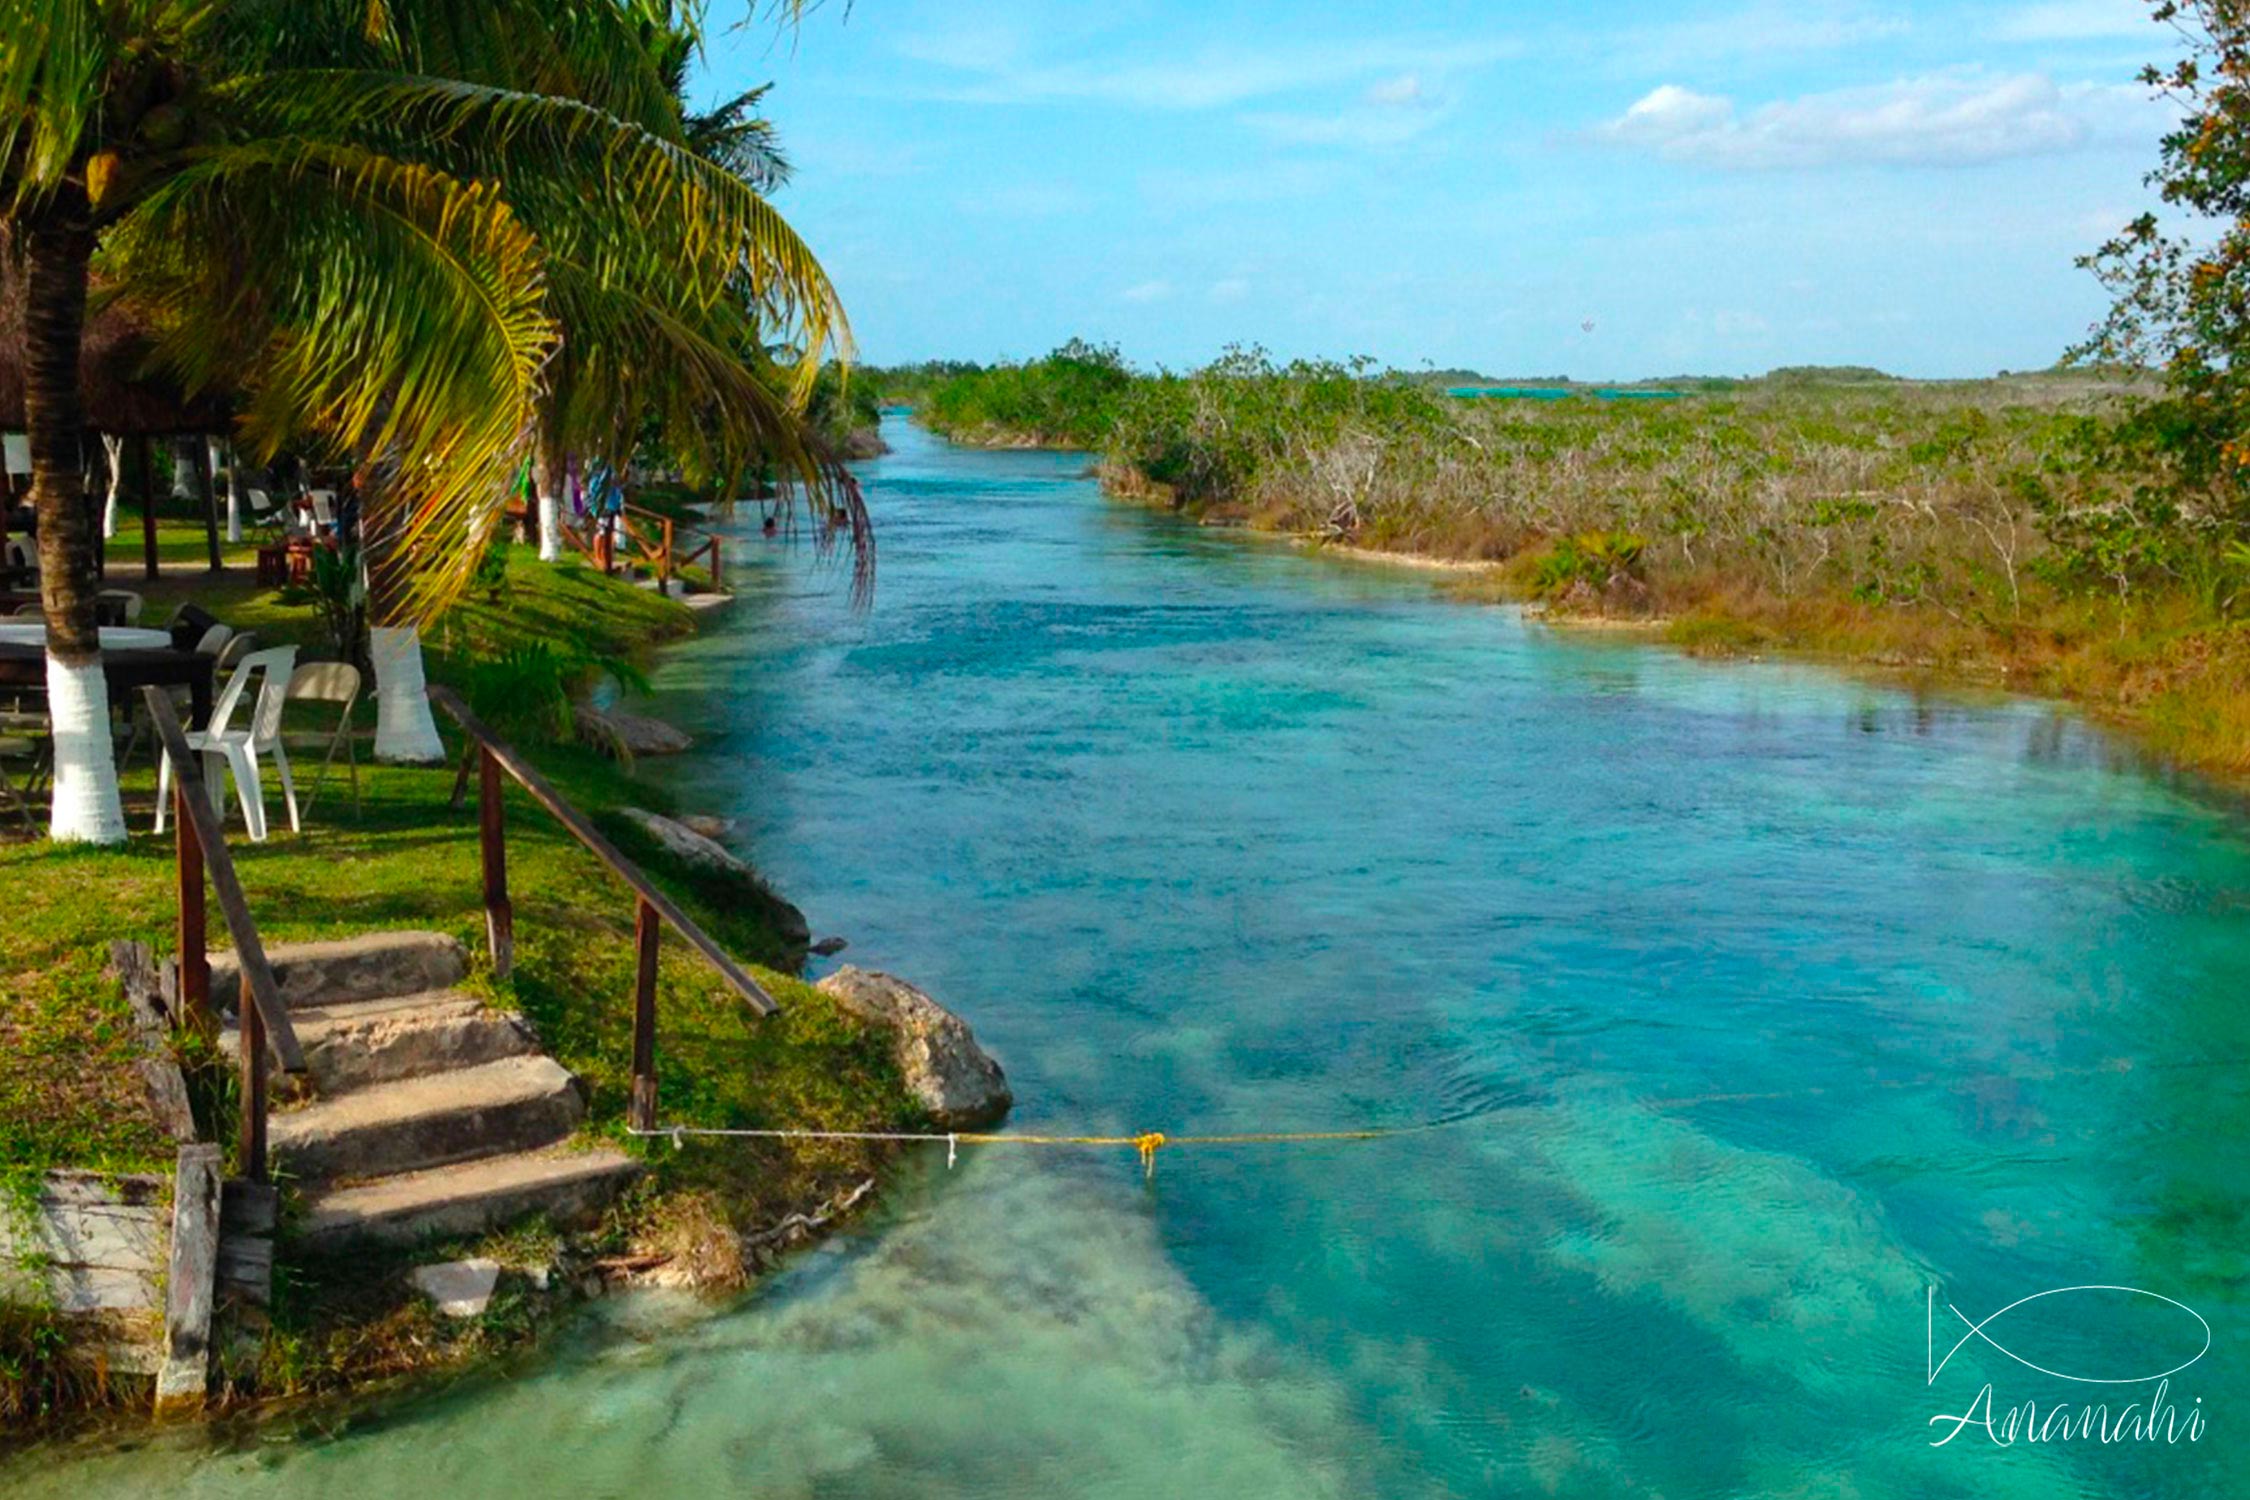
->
<box><xmin>899</xmin><ymin>347</ymin><xmax>2250</xmax><ymax>777</ymax></box>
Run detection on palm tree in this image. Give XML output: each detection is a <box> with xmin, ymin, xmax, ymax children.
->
<box><xmin>3</xmin><ymin>1</ymin><xmax>857</xmax><ymax>837</ymax></box>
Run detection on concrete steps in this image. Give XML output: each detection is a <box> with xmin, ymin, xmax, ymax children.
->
<box><xmin>212</xmin><ymin>931</ymin><xmax>469</xmax><ymax>1010</ymax></box>
<box><xmin>223</xmin><ymin>990</ymin><xmax>539</xmax><ymax>1095</ymax></box>
<box><xmin>271</xmin><ymin>1054</ymin><xmax>586</xmax><ymax>1183</ymax></box>
<box><xmin>234</xmin><ymin>931</ymin><xmax>638</xmax><ymax>1248</ymax></box>
<box><xmin>298</xmin><ymin>1147</ymin><xmax>643</xmax><ymax>1248</ymax></box>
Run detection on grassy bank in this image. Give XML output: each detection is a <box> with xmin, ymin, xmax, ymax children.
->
<box><xmin>2</xmin><ymin>534</ymin><xmax>919</xmax><ymax>1417</ymax></box>
<box><xmin>917</xmin><ymin>352</ymin><xmax>2250</xmax><ymax>780</ymax></box>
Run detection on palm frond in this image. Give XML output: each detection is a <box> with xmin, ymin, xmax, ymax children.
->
<box><xmin>216</xmin><ymin>69</ymin><xmax>851</xmax><ymax>397</ymax></box>
<box><xmin>111</xmin><ymin>136</ymin><xmax>555</xmax><ymax>620</ymax></box>
<box><xmin>0</xmin><ymin>0</ymin><xmax>107</xmax><ymax>207</ymax></box>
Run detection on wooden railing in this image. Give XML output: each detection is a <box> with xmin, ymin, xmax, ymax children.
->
<box><xmin>143</xmin><ymin>688</ymin><xmax>308</xmax><ymax>1182</ymax></box>
<box><xmin>426</xmin><ymin>685</ymin><xmax>776</xmax><ymax>1130</ymax></box>
<box><xmin>561</xmin><ymin>501</ymin><xmax>725</xmax><ymax>594</ymax></box>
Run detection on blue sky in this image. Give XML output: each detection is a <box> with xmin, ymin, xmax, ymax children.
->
<box><xmin>698</xmin><ymin>0</ymin><xmax>2180</xmax><ymax>379</ymax></box>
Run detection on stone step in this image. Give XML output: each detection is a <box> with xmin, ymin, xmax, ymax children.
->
<box><xmin>211</xmin><ymin>931</ymin><xmax>469</xmax><ymax>1012</ymax></box>
<box><xmin>270</xmin><ymin>1056</ymin><xmax>585</xmax><ymax>1184</ymax></box>
<box><xmin>298</xmin><ymin>1146</ymin><xmax>642</xmax><ymax>1249</ymax></box>
<box><xmin>222</xmin><ymin>992</ymin><xmax>539</xmax><ymax>1096</ymax></box>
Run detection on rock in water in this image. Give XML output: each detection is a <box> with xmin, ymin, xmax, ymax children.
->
<box><xmin>815</xmin><ymin>968</ymin><xmax>1012</xmax><ymax>1129</ymax></box>
<box><xmin>619</xmin><ymin>808</ymin><xmax>750</xmax><ymax>876</ymax></box>
<box><xmin>409</xmin><ymin>1258</ymin><xmax>501</xmax><ymax>1318</ymax></box>
<box><xmin>679</xmin><ymin>814</ymin><xmax>735</xmax><ymax>840</ymax></box>
<box><xmin>809</xmin><ymin>936</ymin><xmax>849</xmax><ymax>958</ymax></box>
<box><xmin>574</xmin><ymin>705</ymin><xmax>693</xmax><ymax>757</ymax></box>
<box><xmin>616</xmin><ymin>809</ymin><xmax>812</xmax><ymax>950</ymax></box>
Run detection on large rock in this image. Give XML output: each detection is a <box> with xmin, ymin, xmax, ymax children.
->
<box><xmin>815</xmin><ymin>968</ymin><xmax>1012</xmax><ymax>1130</ymax></box>
<box><xmin>618</xmin><ymin>808</ymin><xmax>751</xmax><ymax>877</ymax></box>
<box><xmin>616</xmin><ymin>809</ymin><xmax>811</xmax><ymax>949</ymax></box>
<box><xmin>409</xmin><ymin>1258</ymin><xmax>501</xmax><ymax>1318</ymax></box>
<box><xmin>575</xmin><ymin>705</ymin><xmax>693</xmax><ymax>757</ymax></box>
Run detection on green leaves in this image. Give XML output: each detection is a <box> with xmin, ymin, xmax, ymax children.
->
<box><xmin>10</xmin><ymin>0</ymin><xmax>858</xmax><ymax>624</ymax></box>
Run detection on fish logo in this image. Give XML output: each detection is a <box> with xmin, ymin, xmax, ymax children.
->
<box><xmin>1929</xmin><ymin>1286</ymin><xmax>2210</xmax><ymax>1387</ymax></box>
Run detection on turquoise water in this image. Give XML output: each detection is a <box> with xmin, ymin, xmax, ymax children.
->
<box><xmin>16</xmin><ymin>416</ymin><xmax>2250</xmax><ymax>1496</ymax></box>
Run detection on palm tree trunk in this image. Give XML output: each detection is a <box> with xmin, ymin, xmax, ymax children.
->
<box><xmin>533</xmin><ymin>414</ymin><xmax>565</xmax><ymax>563</ymax></box>
<box><xmin>195</xmin><ymin>433</ymin><xmax>222</xmax><ymax>570</ymax></box>
<box><xmin>25</xmin><ymin>193</ymin><xmax>127</xmax><ymax>844</ymax></box>
<box><xmin>100</xmin><ymin>433</ymin><xmax>123</xmax><ymax>539</ymax></box>
<box><xmin>217</xmin><ymin>437</ymin><xmax>242</xmax><ymax>542</ymax></box>
<box><xmin>360</xmin><ymin>491</ymin><xmax>445</xmax><ymax>764</ymax></box>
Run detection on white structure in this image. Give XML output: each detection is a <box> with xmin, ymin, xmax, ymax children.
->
<box><xmin>44</xmin><ymin>654</ymin><xmax>127</xmax><ymax>844</ymax></box>
<box><xmin>371</xmin><ymin>625</ymin><xmax>445</xmax><ymax>764</ymax></box>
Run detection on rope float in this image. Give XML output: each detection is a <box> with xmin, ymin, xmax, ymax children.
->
<box><xmin>629</xmin><ymin>1051</ymin><xmax>2250</xmax><ymax>1180</ymax></box>
<box><xmin>629</xmin><ymin>1123</ymin><xmax>1420</xmax><ymax>1180</ymax></box>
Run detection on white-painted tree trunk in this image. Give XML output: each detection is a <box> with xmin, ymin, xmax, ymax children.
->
<box><xmin>100</xmin><ymin>434</ymin><xmax>124</xmax><ymax>540</ymax></box>
<box><xmin>214</xmin><ymin>437</ymin><xmax>241</xmax><ymax>542</ymax></box>
<box><xmin>537</xmin><ymin>487</ymin><xmax>562</xmax><ymax>562</ymax></box>
<box><xmin>371</xmin><ymin>624</ymin><xmax>446</xmax><ymax>764</ymax></box>
<box><xmin>44</xmin><ymin>652</ymin><xmax>127</xmax><ymax>844</ymax></box>
<box><xmin>170</xmin><ymin>441</ymin><xmax>195</xmax><ymax>501</ymax></box>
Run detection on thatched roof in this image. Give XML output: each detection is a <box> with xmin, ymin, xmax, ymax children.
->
<box><xmin>0</xmin><ymin>248</ymin><xmax>232</xmax><ymax>437</ymax></box>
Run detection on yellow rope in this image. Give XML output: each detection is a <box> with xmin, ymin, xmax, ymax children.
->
<box><xmin>628</xmin><ymin>1122</ymin><xmax>1426</xmax><ymax>1179</ymax></box>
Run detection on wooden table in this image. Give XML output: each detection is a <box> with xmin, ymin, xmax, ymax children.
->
<box><xmin>0</xmin><ymin>643</ymin><xmax>216</xmax><ymax>728</ymax></box>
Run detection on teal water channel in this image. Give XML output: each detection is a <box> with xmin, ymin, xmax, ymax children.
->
<box><xmin>14</xmin><ymin>416</ymin><xmax>2250</xmax><ymax>1497</ymax></box>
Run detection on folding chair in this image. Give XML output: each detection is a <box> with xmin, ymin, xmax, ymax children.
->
<box><xmin>284</xmin><ymin>661</ymin><xmax>362</xmax><ymax>820</ymax></box>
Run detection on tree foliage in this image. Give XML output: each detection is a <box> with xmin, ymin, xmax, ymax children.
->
<box><xmin>1</xmin><ymin>0</ymin><xmax>858</xmax><ymax>622</ymax></box>
<box><xmin>2075</xmin><ymin>0</ymin><xmax>2250</xmax><ymax>578</ymax></box>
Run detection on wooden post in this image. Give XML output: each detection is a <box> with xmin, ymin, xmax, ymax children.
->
<box><xmin>139</xmin><ymin>434</ymin><xmax>160</xmax><ymax>581</ymax></box>
<box><xmin>238</xmin><ymin>972</ymin><xmax>267</xmax><ymax>1183</ymax></box>
<box><xmin>194</xmin><ymin>433</ymin><xmax>222</xmax><ymax>572</ymax></box>
<box><xmin>630</xmin><ymin>896</ymin><xmax>659</xmax><ymax>1132</ymax></box>
<box><xmin>709</xmin><ymin>535</ymin><xmax>723</xmax><ymax>593</ymax></box>
<box><xmin>659</xmin><ymin>518</ymin><xmax>673</xmax><ymax>596</ymax></box>
<box><xmin>155</xmin><ymin>1143</ymin><xmax>222</xmax><ymax>1413</ymax></box>
<box><xmin>175</xmin><ymin>785</ymin><xmax>211</xmax><ymax>1041</ymax></box>
<box><xmin>479</xmin><ymin>746</ymin><xmax>514</xmax><ymax>978</ymax></box>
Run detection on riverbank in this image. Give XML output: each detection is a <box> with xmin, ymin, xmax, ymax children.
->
<box><xmin>0</xmin><ymin>532</ymin><xmax>965</xmax><ymax>1433</ymax></box>
<box><xmin>897</xmin><ymin>355</ymin><xmax>2248</xmax><ymax>784</ymax></box>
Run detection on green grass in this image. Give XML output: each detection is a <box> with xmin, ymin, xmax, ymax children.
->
<box><xmin>2</xmin><ymin>534</ymin><xmax>915</xmax><ymax>1233</ymax></box>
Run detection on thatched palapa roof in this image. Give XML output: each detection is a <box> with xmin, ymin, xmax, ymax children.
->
<box><xmin>0</xmin><ymin>245</ymin><xmax>232</xmax><ymax>437</ymax></box>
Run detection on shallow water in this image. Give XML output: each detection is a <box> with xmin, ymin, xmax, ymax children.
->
<box><xmin>16</xmin><ymin>417</ymin><xmax>2250</xmax><ymax>1497</ymax></box>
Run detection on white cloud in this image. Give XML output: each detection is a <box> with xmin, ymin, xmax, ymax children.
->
<box><xmin>1365</xmin><ymin>73</ymin><xmax>1427</xmax><ymax>108</ymax></box>
<box><xmin>1120</xmin><ymin>280</ymin><xmax>1174</xmax><ymax>304</ymax></box>
<box><xmin>1612</xmin><ymin>3</ymin><xmax>1910</xmax><ymax>71</ymax></box>
<box><xmin>1209</xmin><ymin>278</ymin><xmax>1252</xmax><ymax>304</ymax></box>
<box><xmin>1599</xmin><ymin>72</ymin><xmax>2154</xmax><ymax>169</ymax></box>
<box><xmin>1246</xmin><ymin>69</ymin><xmax>1454</xmax><ymax>148</ymax></box>
<box><xmin>890</xmin><ymin>30</ymin><xmax>1516</xmax><ymax>112</ymax></box>
<box><xmin>1991</xmin><ymin>0</ymin><xmax>2154</xmax><ymax>42</ymax></box>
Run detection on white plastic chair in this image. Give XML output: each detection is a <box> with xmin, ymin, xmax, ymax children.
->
<box><xmin>155</xmin><ymin>644</ymin><xmax>300</xmax><ymax>842</ymax></box>
<box><xmin>213</xmin><ymin>631</ymin><xmax>260</xmax><ymax>671</ymax></box>
<box><xmin>308</xmin><ymin>491</ymin><xmax>336</xmax><ymax>532</ymax></box>
<box><xmin>191</xmin><ymin>623</ymin><xmax>233</xmax><ymax>657</ymax></box>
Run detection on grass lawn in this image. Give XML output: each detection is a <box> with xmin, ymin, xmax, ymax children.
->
<box><xmin>4</xmin><ymin>527</ymin><xmax>913</xmax><ymax>1230</ymax></box>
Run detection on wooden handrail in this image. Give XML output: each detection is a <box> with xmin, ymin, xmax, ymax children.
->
<box><xmin>142</xmin><ymin>688</ymin><xmax>307</xmax><ymax>1183</ymax></box>
<box><xmin>559</xmin><ymin>503</ymin><xmax>724</xmax><ymax>593</ymax></box>
<box><xmin>425</xmin><ymin>684</ymin><xmax>778</xmax><ymax>1130</ymax></box>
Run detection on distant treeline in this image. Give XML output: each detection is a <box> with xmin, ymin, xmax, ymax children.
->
<box><xmin>873</xmin><ymin>341</ymin><xmax>2245</xmax><ymax>778</ymax></box>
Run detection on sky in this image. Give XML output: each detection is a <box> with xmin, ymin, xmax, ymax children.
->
<box><xmin>696</xmin><ymin>0</ymin><xmax>2184</xmax><ymax>380</ymax></box>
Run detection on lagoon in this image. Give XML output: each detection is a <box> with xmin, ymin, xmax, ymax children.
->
<box><xmin>14</xmin><ymin>415</ymin><xmax>2249</xmax><ymax>1498</ymax></box>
